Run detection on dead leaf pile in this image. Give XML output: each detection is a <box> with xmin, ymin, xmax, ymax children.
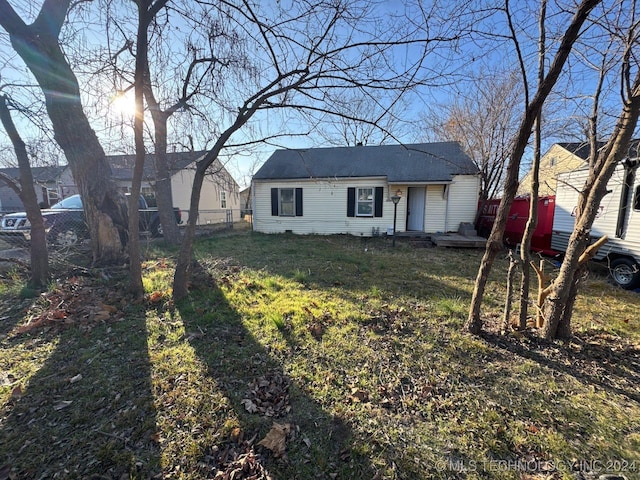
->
<box><xmin>241</xmin><ymin>372</ymin><xmax>291</xmax><ymax>418</ymax></box>
<box><xmin>16</xmin><ymin>275</ymin><xmax>123</xmax><ymax>334</ymax></box>
<box><xmin>363</xmin><ymin>304</ymin><xmax>412</xmax><ymax>334</ymax></box>
<box><xmin>201</xmin><ymin>433</ymin><xmax>272</xmax><ymax>480</ymax></box>
<box><xmin>212</xmin><ymin>451</ymin><xmax>272</xmax><ymax>480</ymax></box>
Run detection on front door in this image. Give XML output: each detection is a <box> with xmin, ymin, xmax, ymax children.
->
<box><xmin>407</xmin><ymin>187</ymin><xmax>426</xmax><ymax>231</ymax></box>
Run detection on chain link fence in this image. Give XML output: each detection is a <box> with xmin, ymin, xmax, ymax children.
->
<box><xmin>0</xmin><ymin>208</ymin><xmax>248</xmax><ymax>255</ymax></box>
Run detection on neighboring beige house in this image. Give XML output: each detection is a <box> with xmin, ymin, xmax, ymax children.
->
<box><xmin>518</xmin><ymin>142</ymin><xmax>590</xmax><ymax>196</ymax></box>
<box><xmin>1</xmin><ymin>151</ymin><xmax>241</xmax><ymax>225</ymax></box>
<box><xmin>109</xmin><ymin>151</ymin><xmax>241</xmax><ymax>225</ymax></box>
<box><xmin>252</xmin><ymin>142</ymin><xmax>480</xmax><ymax>236</ymax></box>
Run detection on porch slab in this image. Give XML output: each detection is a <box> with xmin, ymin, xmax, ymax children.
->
<box><xmin>431</xmin><ymin>233</ymin><xmax>487</xmax><ymax>248</ymax></box>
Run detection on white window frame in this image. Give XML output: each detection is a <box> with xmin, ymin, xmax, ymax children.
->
<box><xmin>356</xmin><ymin>187</ymin><xmax>374</xmax><ymax>217</ymax></box>
<box><xmin>279</xmin><ymin>188</ymin><xmax>295</xmax><ymax>216</ymax></box>
<box><xmin>220</xmin><ymin>191</ymin><xmax>227</xmax><ymax>208</ymax></box>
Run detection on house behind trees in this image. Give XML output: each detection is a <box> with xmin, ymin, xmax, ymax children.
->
<box><xmin>0</xmin><ymin>151</ymin><xmax>241</xmax><ymax>225</ymax></box>
<box><xmin>252</xmin><ymin>142</ymin><xmax>480</xmax><ymax>237</ymax></box>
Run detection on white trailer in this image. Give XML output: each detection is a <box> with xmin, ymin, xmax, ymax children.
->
<box><xmin>551</xmin><ymin>160</ymin><xmax>640</xmax><ymax>289</ymax></box>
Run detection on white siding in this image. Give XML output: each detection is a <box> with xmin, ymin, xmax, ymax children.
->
<box><xmin>254</xmin><ymin>175</ymin><xmax>480</xmax><ymax>236</ymax></box>
<box><xmin>552</xmin><ymin>166</ymin><xmax>640</xmax><ymax>261</ymax></box>
<box><xmin>446</xmin><ymin>175</ymin><xmax>480</xmax><ymax>232</ymax></box>
<box><xmin>424</xmin><ymin>185</ymin><xmax>447</xmax><ymax>233</ymax></box>
<box><xmin>253</xmin><ymin>178</ymin><xmax>407</xmax><ymax>236</ymax></box>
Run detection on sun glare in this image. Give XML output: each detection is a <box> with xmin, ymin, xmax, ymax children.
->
<box><xmin>111</xmin><ymin>92</ymin><xmax>137</xmax><ymax>117</ymax></box>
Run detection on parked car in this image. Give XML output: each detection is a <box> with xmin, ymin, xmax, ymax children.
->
<box><xmin>0</xmin><ymin>194</ymin><xmax>181</xmax><ymax>246</ymax></box>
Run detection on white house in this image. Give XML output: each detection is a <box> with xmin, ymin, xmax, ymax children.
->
<box><xmin>252</xmin><ymin>142</ymin><xmax>480</xmax><ymax>236</ymax></box>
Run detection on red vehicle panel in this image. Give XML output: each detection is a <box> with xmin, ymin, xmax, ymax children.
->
<box><xmin>477</xmin><ymin>196</ymin><xmax>559</xmax><ymax>256</ymax></box>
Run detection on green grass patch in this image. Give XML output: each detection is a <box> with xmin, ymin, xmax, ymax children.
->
<box><xmin>1</xmin><ymin>231</ymin><xmax>639</xmax><ymax>479</ymax></box>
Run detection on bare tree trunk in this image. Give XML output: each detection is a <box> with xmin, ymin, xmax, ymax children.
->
<box><xmin>173</xmin><ymin>161</ymin><xmax>208</xmax><ymax>300</ymax></box>
<box><xmin>544</xmin><ymin>70</ymin><xmax>640</xmax><ymax>339</ymax></box>
<box><xmin>128</xmin><ymin>0</ymin><xmax>152</xmax><ymax>298</ymax></box>
<box><xmin>503</xmin><ymin>250</ymin><xmax>519</xmax><ymax>332</ymax></box>
<box><xmin>146</xmin><ymin>108</ymin><xmax>181</xmax><ymax>245</ymax></box>
<box><xmin>466</xmin><ymin>0</ymin><xmax>601</xmax><ymax>334</ymax></box>
<box><xmin>0</xmin><ymin>0</ymin><xmax>128</xmax><ymax>265</ymax></box>
<box><xmin>0</xmin><ymin>96</ymin><xmax>48</xmax><ymax>288</ymax></box>
<box><xmin>518</xmin><ymin>0</ymin><xmax>546</xmax><ymax>330</ymax></box>
<box><xmin>519</xmin><ymin>118</ymin><xmax>541</xmax><ymax>329</ymax></box>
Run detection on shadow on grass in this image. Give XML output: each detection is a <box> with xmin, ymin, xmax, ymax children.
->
<box><xmin>0</xmin><ymin>279</ymin><xmax>160</xmax><ymax>478</ymax></box>
<box><xmin>177</xmin><ymin>269</ymin><xmax>376</xmax><ymax>479</ymax></box>
<box><xmin>481</xmin><ymin>330</ymin><xmax>640</xmax><ymax>403</ymax></box>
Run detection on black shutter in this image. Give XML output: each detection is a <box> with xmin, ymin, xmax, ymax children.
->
<box><xmin>271</xmin><ymin>188</ymin><xmax>279</xmax><ymax>216</ymax></box>
<box><xmin>295</xmin><ymin>188</ymin><xmax>303</xmax><ymax>216</ymax></box>
<box><xmin>374</xmin><ymin>187</ymin><xmax>384</xmax><ymax>217</ymax></box>
<box><xmin>347</xmin><ymin>187</ymin><xmax>356</xmax><ymax>217</ymax></box>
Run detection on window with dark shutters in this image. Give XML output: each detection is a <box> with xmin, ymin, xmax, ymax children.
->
<box><xmin>374</xmin><ymin>186</ymin><xmax>383</xmax><ymax>217</ymax></box>
<box><xmin>271</xmin><ymin>188</ymin><xmax>279</xmax><ymax>216</ymax></box>
<box><xmin>347</xmin><ymin>186</ymin><xmax>384</xmax><ymax>217</ymax></box>
<box><xmin>271</xmin><ymin>187</ymin><xmax>303</xmax><ymax>216</ymax></box>
<box><xmin>295</xmin><ymin>188</ymin><xmax>303</xmax><ymax>216</ymax></box>
<box><xmin>347</xmin><ymin>187</ymin><xmax>356</xmax><ymax>217</ymax></box>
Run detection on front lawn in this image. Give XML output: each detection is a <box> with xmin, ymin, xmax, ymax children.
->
<box><xmin>1</xmin><ymin>231</ymin><xmax>638</xmax><ymax>479</ymax></box>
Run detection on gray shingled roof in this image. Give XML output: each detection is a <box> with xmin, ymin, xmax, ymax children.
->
<box><xmin>253</xmin><ymin>142</ymin><xmax>478</xmax><ymax>182</ymax></box>
<box><xmin>557</xmin><ymin>139</ymin><xmax>640</xmax><ymax>160</ymax></box>
<box><xmin>0</xmin><ymin>165</ymin><xmax>67</xmax><ymax>182</ymax></box>
<box><xmin>109</xmin><ymin>151</ymin><xmax>206</xmax><ymax>181</ymax></box>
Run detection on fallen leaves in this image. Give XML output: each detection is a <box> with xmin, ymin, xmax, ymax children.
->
<box><xmin>241</xmin><ymin>372</ymin><xmax>290</xmax><ymax>418</ymax></box>
<box><xmin>53</xmin><ymin>400</ymin><xmax>73</xmax><ymax>411</ymax></box>
<box><xmin>10</xmin><ymin>385</ymin><xmax>22</xmax><ymax>400</ymax></box>
<box><xmin>212</xmin><ymin>451</ymin><xmax>272</xmax><ymax>480</ymax></box>
<box><xmin>257</xmin><ymin>422</ymin><xmax>292</xmax><ymax>458</ymax></box>
<box><xmin>13</xmin><ymin>276</ymin><xmax>123</xmax><ymax>335</ymax></box>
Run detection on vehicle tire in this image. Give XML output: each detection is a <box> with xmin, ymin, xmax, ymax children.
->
<box><xmin>49</xmin><ymin>227</ymin><xmax>83</xmax><ymax>247</ymax></box>
<box><xmin>609</xmin><ymin>257</ymin><xmax>640</xmax><ymax>290</ymax></box>
<box><xmin>151</xmin><ymin>221</ymin><xmax>163</xmax><ymax>238</ymax></box>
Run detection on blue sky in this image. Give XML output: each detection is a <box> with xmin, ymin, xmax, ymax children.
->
<box><xmin>0</xmin><ymin>0</ymin><xmax>637</xmax><ymax>188</ymax></box>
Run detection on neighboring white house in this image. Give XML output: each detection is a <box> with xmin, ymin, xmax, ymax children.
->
<box><xmin>252</xmin><ymin>142</ymin><xmax>480</xmax><ymax>236</ymax></box>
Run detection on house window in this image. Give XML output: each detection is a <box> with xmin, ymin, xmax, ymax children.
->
<box><xmin>550</xmin><ymin>157</ymin><xmax>557</xmax><ymax>167</ymax></box>
<box><xmin>279</xmin><ymin>188</ymin><xmax>294</xmax><ymax>216</ymax></box>
<box><xmin>47</xmin><ymin>188</ymin><xmax>59</xmax><ymax>206</ymax></box>
<box><xmin>270</xmin><ymin>187</ymin><xmax>303</xmax><ymax>216</ymax></box>
<box><xmin>220</xmin><ymin>191</ymin><xmax>227</xmax><ymax>209</ymax></box>
<box><xmin>347</xmin><ymin>186</ymin><xmax>383</xmax><ymax>218</ymax></box>
<box><xmin>357</xmin><ymin>188</ymin><xmax>374</xmax><ymax>216</ymax></box>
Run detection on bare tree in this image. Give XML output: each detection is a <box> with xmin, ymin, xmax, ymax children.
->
<box><xmin>542</xmin><ymin>1</ymin><xmax>640</xmax><ymax>338</ymax></box>
<box><xmin>517</xmin><ymin>0</ymin><xmax>547</xmax><ymax>330</ymax></box>
<box><xmin>466</xmin><ymin>0</ymin><xmax>602</xmax><ymax>334</ymax></box>
<box><xmin>314</xmin><ymin>91</ymin><xmax>406</xmax><ymax>146</ymax></box>
<box><xmin>171</xmin><ymin>0</ymin><xmax>463</xmax><ymax>299</ymax></box>
<box><xmin>427</xmin><ymin>72</ymin><xmax>522</xmax><ymax>204</ymax></box>
<box><xmin>0</xmin><ymin>94</ymin><xmax>48</xmax><ymax>287</ymax></box>
<box><xmin>0</xmin><ymin>0</ymin><xmax>128</xmax><ymax>265</ymax></box>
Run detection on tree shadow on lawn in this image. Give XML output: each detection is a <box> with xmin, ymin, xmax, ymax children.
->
<box><xmin>0</xmin><ymin>278</ymin><xmax>160</xmax><ymax>478</ymax></box>
<box><xmin>177</xmin><ymin>273</ymin><xmax>377</xmax><ymax>479</ymax></box>
<box><xmin>481</xmin><ymin>329</ymin><xmax>640</xmax><ymax>404</ymax></box>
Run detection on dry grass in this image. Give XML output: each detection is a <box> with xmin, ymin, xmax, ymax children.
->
<box><xmin>0</xmin><ymin>231</ymin><xmax>639</xmax><ymax>479</ymax></box>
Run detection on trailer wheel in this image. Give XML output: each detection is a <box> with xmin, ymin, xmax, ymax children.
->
<box><xmin>610</xmin><ymin>257</ymin><xmax>640</xmax><ymax>290</ymax></box>
<box><xmin>151</xmin><ymin>220</ymin><xmax>163</xmax><ymax>238</ymax></box>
